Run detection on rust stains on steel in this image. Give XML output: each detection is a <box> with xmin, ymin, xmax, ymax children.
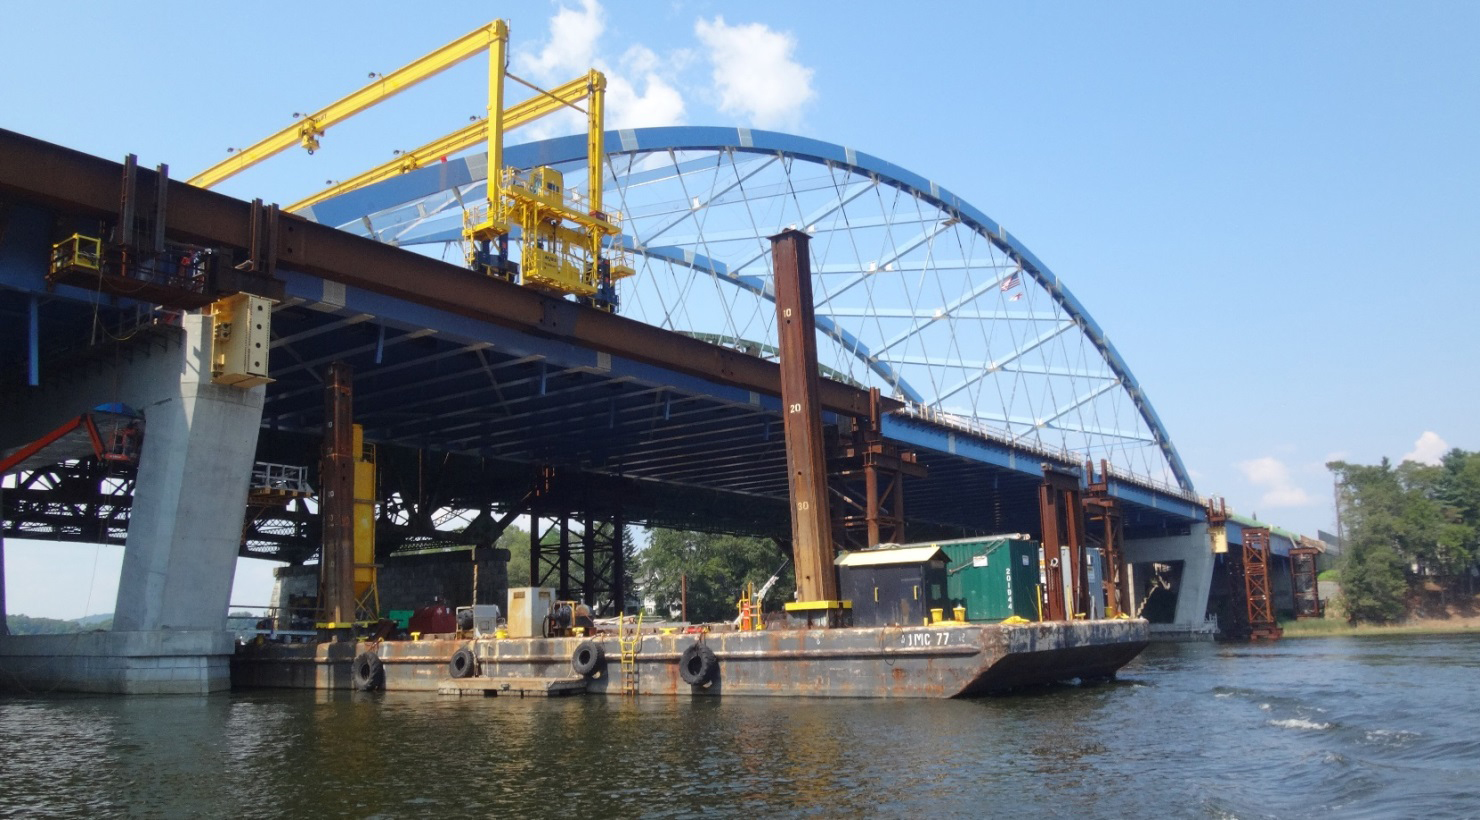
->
<box><xmin>1241</xmin><ymin>527</ymin><xmax>1282</xmax><ymax>641</ymax></box>
<box><xmin>233</xmin><ymin>619</ymin><xmax>1151</xmax><ymax>698</ymax></box>
<box><xmin>1084</xmin><ymin>458</ymin><xmax>1128</xmax><ymax>617</ymax></box>
<box><xmin>770</xmin><ymin>229</ymin><xmax>839</xmax><ymax>604</ymax></box>
<box><xmin>1038</xmin><ymin>465</ymin><xmax>1084</xmax><ymax>621</ymax></box>
<box><xmin>0</xmin><ymin>128</ymin><xmax>888</xmax><ymax>418</ymax></box>
<box><xmin>319</xmin><ymin>362</ymin><xmax>356</xmax><ymax>624</ymax></box>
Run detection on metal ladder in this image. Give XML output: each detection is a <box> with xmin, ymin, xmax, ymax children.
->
<box><xmin>618</xmin><ymin>610</ymin><xmax>644</xmax><ymax>695</ymax></box>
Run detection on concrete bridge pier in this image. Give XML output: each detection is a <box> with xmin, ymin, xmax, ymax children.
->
<box><xmin>1123</xmin><ymin>523</ymin><xmax>1215</xmax><ymax>640</ymax></box>
<box><xmin>0</xmin><ymin>313</ymin><xmax>264</xmax><ymax>693</ymax></box>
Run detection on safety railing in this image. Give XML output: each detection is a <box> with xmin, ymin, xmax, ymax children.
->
<box><xmin>250</xmin><ymin>462</ymin><xmax>313</xmax><ymax>496</ymax></box>
<box><xmin>893</xmin><ymin>401</ymin><xmax>1199</xmax><ymax>503</ymax></box>
<box><xmin>50</xmin><ymin>233</ymin><xmax>102</xmax><ymax>274</ymax></box>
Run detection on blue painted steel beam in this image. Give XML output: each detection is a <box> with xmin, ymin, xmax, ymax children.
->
<box><xmin>1105</xmin><ymin>479</ymin><xmax>1203</xmax><ymax>522</ymax></box>
<box><xmin>27</xmin><ymin>295</ymin><xmax>39</xmax><ymax>386</ymax></box>
<box><xmin>880</xmin><ymin>413</ymin><xmax>1045</xmax><ymax>475</ymax></box>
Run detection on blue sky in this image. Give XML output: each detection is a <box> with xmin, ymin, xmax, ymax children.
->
<box><xmin>4</xmin><ymin>1</ymin><xmax>1477</xmax><ymax>617</ymax></box>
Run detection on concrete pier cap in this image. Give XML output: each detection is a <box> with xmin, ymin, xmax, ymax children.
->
<box><xmin>0</xmin><ymin>313</ymin><xmax>264</xmax><ymax>694</ymax></box>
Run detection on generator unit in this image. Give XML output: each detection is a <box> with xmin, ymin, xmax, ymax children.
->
<box><xmin>836</xmin><ymin>545</ymin><xmax>951</xmax><ymax>627</ymax></box>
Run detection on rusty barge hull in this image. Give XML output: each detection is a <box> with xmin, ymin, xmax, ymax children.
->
<box><xmin>233</xmin><ymin>619</ymin><xmax>1148</xmax><ymax>698</ymax></box>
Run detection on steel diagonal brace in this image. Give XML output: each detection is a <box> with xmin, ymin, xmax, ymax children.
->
<box><xmin>933</xmin><ymin>320</ymin><xmax>1075</xmax><ymax>403</ymax></box>
<box><xmin>1023</xmin><ymin>379</ymin><xmax>1122</xmax><ymax>432</ymax></box>
<box><xmin>814</xmin><ymin>215</ymin><xmax>957</xmax><ymax>309</ymax></box>
<box><xmin>870</xmin><ymin>270</ymin><xmax>1012</xmax><ymax>358</ymax></box>
<box><xmin>637</xmin><ymin>154</ymin><xmax>778</xmax><ymax>245</ymax></box>
<box><xmin>719</xmin><ymin>178</ymin><xmax>879</xmax><ymax>278</ymax></box>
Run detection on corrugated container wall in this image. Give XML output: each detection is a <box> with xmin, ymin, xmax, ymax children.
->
<box><xmin>937</xmin><ymin>538</ymin><xmax>1042</xmax><ymax>622</ymax></box>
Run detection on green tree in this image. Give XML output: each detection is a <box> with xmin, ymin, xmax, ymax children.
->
<box><xmin>1330</xmin><ymin>450</ymin><xmax>1480</xmax><ymax>622</ymax></box>
<box><xmin>1338</xmin><ymin>541</ymin><xmax>1409</xmax><ymax>623</ymax></box>
<box><xmin>637</xmin><ymin>529</ymin><xmax>794</xmax><ymax>623</ymax></box>
<box><xmin>1330</xmin><ymin>459</ymin><xmax>1411</xmax><ymax>623</ymax></box>
<box><xmin>497</xmin><ymin>524</ymin><xmax>531</xmax><ymax>587</ymax></box>
<box><xmin>1437</xmin><ymin>450</ymin><xmax>1480</xmax><ymax>576</ymax></box>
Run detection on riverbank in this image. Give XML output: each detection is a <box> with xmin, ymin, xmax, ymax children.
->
<box><xmin>1281</xmin><ymin>615</ymin><xmax>1480</xmax><ymax>638</ymax></box>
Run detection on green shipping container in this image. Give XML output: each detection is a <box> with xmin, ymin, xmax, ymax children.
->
<box><xmin>933</xmin><ymin>536</ymin><xmax>1041</xmax><ymax>622</ymax></box>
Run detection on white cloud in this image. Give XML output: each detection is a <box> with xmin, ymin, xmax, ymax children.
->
<box><xmin>605</xmin><ymin>45</ymin><xmax>686</xmax><ymax>130</ymax></box>
<box><xmin>1402</xmin><ymin>431</ymin><xmax>1448</xmax><ymax>466</ymax></box>
<box><xmin>511</xmin><ymin>2</ymin><xmax>686</xmax><ymax>141</ymax></box>
<box><xmin>1237</xmin><ymin>455</ymin><xmax>1314</xmax><ymax>508</ymax></box>
<box><xmin>516</xmin><ymin>0</ymin><xmax>605</xmax><ymax>83</ymax></box>
<box><xmin>694</xmin><ymin>16</ymin><xmax>815</xmax><ymax>129</ymax></box>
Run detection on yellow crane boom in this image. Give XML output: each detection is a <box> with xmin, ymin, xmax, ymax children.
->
<box><xmin>188</xmin><ymin>21</ymin><xmax>508</xmax><ymax>189</ymax></box>
<box><xmin>193</xmin><ymin>19</ymin><xmax>625</xmax><ymax>310</ymax></box>
<box><xmin>288</xmin><ymin>71</ymin><xmax>601</xmax><ymax>214</ymax></box>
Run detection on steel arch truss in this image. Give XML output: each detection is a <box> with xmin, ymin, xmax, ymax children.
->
<box><xmin>301</xmin><ymin>127</ymin><xmax>1191</xmax><ymax>491</ymax></box>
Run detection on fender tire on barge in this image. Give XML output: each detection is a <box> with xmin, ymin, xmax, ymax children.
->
<box><xmin>679</xmin><ymin>644</ymin><xmax>718</xmax><ymax>686</ymax></box>
<box><xmin>448</xmin><ymin>648</ymin><xmax>477</xmax><ymax>679</ymax></box>
<box><xmin>571</xmin><ymin>641</ymin><xmax>605</xmax><ymax>678</ymax></box>
<box><xmin>352</xmin><ymin>651</ymin><xmax>384</xmax><ymax>691</ymax></box>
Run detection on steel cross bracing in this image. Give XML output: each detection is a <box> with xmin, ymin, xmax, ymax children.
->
<box><xmin>307</xmin><ymin>127</ymin><xmax>1192</xmax><ymax>493</ymax></box>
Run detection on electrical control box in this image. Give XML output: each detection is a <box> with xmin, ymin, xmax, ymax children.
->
<box><xmin>506</xmin><ymin>587</ymin><xmax>555</xmax><ymax>638</ymax></box>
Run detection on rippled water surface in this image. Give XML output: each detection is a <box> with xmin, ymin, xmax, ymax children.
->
<box><xmin>2</xmin><ymin>634</ymin><xmax>1478</xmax><ymax>818</ymax></box>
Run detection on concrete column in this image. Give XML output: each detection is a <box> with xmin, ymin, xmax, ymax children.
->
<box><xmin>1122</xmin><ymin>523</ymin><xmax>1214</xmax><ymax>638</ymax></box>
<box><xmin>1173</xmin><ymin>524</ymin><xmax>1215</xmax><ymax>627</ymax></box>
<box><xmin>114</xmin><ymin>313</ymin><xmax>265</xmax><ymax>632</ymax></box>
<box><xmin>0</xmin><ymin>313</ymin><xmax>264</xmax><ymax>693</ymax></box>
<box><xmin>0</xmin><ymin>516</ymin><xmax>8</xmax><ymax>636</ymax></box>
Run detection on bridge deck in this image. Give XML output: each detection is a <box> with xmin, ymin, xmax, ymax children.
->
<box><xmin>0</xmin><ymin>128</ymin><xmax>1204</xmax><ymax>557</ymax></box>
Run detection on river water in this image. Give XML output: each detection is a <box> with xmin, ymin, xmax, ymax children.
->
<box><xmin>1</xmin><ymin>634</ymin><xmax>1478</xmax><ymax>818</ymax></box>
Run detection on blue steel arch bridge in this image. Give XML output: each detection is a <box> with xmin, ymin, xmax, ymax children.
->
<box><xmin>0</xmin><ymin>124</ymin><xmax>1216</xmax><ymax>616</ymax></box>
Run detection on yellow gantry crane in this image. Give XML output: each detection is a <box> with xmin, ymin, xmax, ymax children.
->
<box><xmin>190</xmin><ymin>20</ymin><xmax>633</xmax><ymax>311</ymax></box>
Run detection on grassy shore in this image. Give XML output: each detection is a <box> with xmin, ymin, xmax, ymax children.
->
<box><xmin>1280</xmin><ymin>616</ymin><xmax>1480</xmax><ymax>638</ymax></box>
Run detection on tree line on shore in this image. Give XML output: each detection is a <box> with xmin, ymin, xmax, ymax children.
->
<box><xmin>1329</xmin><ymin>448</ymin><xmax>1480</xmax><ymax>623</ymax></box>
<box><xmin>4</xmin><ymin>613</ymin><xmax>113</xmax><ymax>635</ymax></box>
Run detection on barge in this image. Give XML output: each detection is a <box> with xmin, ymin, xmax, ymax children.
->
<box><xmin>232</xmin><ymin>618</ymin><xmax>1148</xmax><ymax>699</ymax></box>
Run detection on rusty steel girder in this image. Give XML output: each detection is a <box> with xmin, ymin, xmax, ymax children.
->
<box><xmin>1084</xmin><ymin>459</ymin><xmax>1127</xmax><ymax>618</ymax></box>
<box><xmin>319</xmin><ymin>362</ymin><xmax>357</xmax><ymax>624</ymax></box>
<box><xmin>771</xmin><ymin>229</ymin><xmax>838</xmax><ymax>604</ymax></box>
<box><xmin>1039</xmin><ymin>465</ymin><xmax>1085</xmax><ymax>621</ymax></box>
<box><xmin>1289</xmin><ymin>546</ymin><xmax>1323</xmax><ymax>619</ymax></box>
<box><xmin>832</xmin><ymin>387</ymin><xmax>927</xmax><ymax>551</ymax></box>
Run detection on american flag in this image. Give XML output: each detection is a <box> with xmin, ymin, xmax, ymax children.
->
<box><xmin>1000</xmin><ymin>271</ymin><xmax>1021</xmax><ymax>292</ymax></box>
